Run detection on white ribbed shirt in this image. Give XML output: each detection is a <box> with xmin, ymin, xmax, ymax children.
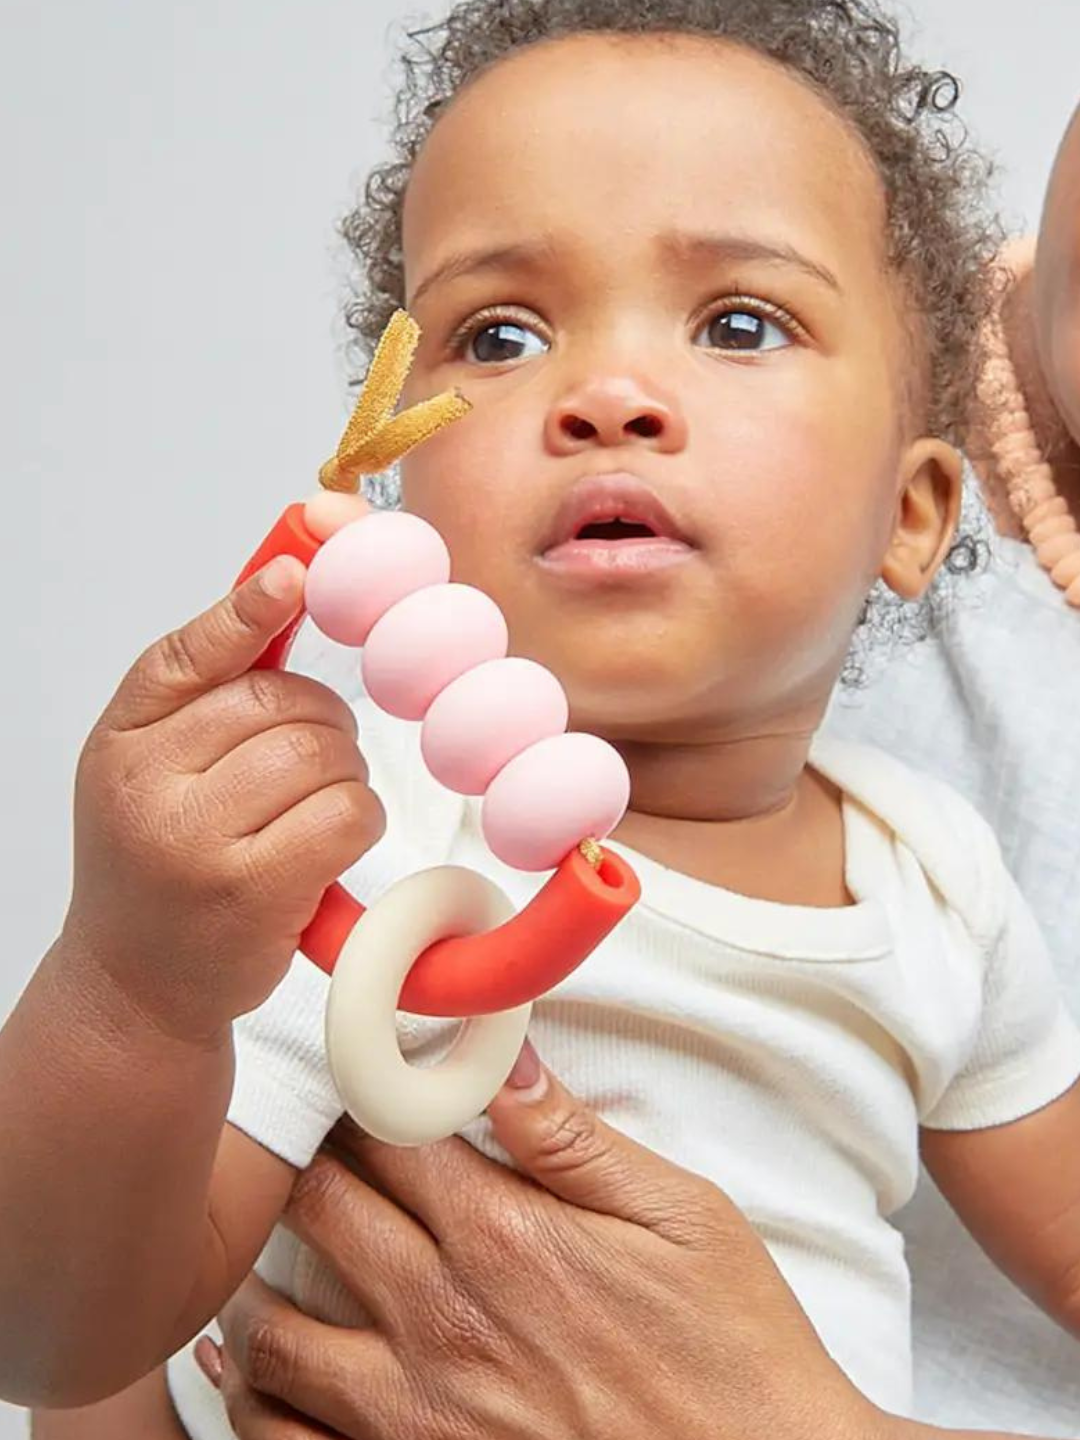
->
<box><xmin>165</xmin><ymin>557</ymin><xmax>1080</xmax><ymax>1434</ymax></box>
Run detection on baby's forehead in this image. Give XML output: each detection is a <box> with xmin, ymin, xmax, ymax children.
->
<box><xmin>415</xmin><ymin>33</ymin><xmax>878</xmax><ymax>192</ymax></box>
<box><xmin>402</xmin><ymin>33</ymin><xmax>888</xmax><ymax>288</ymax></box>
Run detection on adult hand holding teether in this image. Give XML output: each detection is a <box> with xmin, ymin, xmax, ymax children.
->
<box><xmin>234</xmin><ymin>310</ymin><xmax>640</xmax><ymax>1146</ymax></box>
<box><xmin>64</xmin><ymin>557</ymin><xmax>387</xmax><ymax>1048</ymax></box>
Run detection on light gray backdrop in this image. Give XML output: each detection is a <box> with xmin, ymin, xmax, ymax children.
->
<box><xmin>1</xmin><ymin>1</ymin><xmax>1076</xmax><ymax>1434</ymax></box>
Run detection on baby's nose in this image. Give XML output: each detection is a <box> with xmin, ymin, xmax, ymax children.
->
<box><xmin>547</xmin><ymin>375</ymin><xmax>687</xmax><ymax>453</ymax></box>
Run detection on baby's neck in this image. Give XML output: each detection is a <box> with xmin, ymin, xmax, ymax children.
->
<box><xmin>610</xmin><ymin>729</ymin><xmax>851</xmax><ymax>908</ymax></box>
<box><xmin>616</xmin><ymin>727</ymin><xmax>809</xmax><ymax>822</ymax></box>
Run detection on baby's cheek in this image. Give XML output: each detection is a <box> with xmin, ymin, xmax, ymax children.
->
<box><xmin>712</xmin><ymin>405</ymin><xmax>895</xmax><ymax>655</ymax></box>
<box><xmin>402</xmin><ymin>427</ymin><xmax>502</xmax><ymax>537</ymax></box>
<box><xmin>705</xmin><ymin>406</ymin><xmax>830</xmax><ymax>545</ymax></box>
<box><xmin>731</xmin><ymin>402</ymin><xmax>894</xmax><ymax>563</ymax></box>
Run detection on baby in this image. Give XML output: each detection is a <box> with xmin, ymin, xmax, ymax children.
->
<box><xmin>5</xmin><ymin>0</ymin><xmax>1080</xmax><ymax>1433</ymax></box>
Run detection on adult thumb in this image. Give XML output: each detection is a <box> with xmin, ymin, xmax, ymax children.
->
<box><xmin>487</xmin><ymin>1040</ymin><xmax>719</xmax><ymax>1246</ymax></box>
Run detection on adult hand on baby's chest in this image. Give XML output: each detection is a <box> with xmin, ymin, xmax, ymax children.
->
<box><xmin>213</xmin><ymin>1057</ymin><xmax>885</xmax><ymax>1440</ymax></box>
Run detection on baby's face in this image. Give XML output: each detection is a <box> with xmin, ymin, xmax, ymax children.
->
<box><xmin>398</xmin><ymin>34</ymin><xmax>946</xmax><ymax>741</ymax></box>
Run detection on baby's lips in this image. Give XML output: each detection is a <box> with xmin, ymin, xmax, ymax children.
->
<box><xmin>541</xmin><ymin>471</ymin><xmax>697</xmax><ymax>552</ymax></box>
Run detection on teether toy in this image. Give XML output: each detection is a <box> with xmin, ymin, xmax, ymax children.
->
<box><xmin>234</xmin><ymin>310</ymin><xmax>640</xmax><ymax>1144</ymax></box>
<box><xmin>317</xmin><ymin>308</ymin><xmax>471</xmax><ymax>489</ymax></box>
<box><xmin>421</xmin><ymin>657</ymin><xmax>569</xmax><ymax>795</ymax></box>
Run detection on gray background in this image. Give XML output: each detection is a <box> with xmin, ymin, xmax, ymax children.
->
<box><xmin>1</xmin><ymin>1</ymin><xmax>1076</xmax><ymax>1433</ymax></box>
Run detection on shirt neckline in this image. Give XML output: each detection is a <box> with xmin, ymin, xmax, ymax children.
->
<box><xmin>600</xmin><ymin>772</ymin><xmax>892</xmax><ymax>962</ymax></box>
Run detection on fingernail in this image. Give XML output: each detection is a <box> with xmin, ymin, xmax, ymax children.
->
<box><xmin>260</xmin><ymin>554</ymin><xmax>303</xmax><ymax>599</ymax></box>
<box><xmin>504</xmin><ymin>1038</ymin><xmax>547</xmax><ymax>1101</ymax></box>
<box><xmin>193</xmin><ymin>1334</ymin><xmax>223</xmax><ymax>1388</ymax></box>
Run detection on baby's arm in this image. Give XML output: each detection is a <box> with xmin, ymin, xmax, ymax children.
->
<box><xmin>912</xmin><ymin>767</ymin><xmax>1080</xmax><ymax>1341</ymax></box>
<box><xmin>0</xmin><ymin>943</ymin><xmax>293</xmax><ymax>1401</ymax></box>
<box><xmin>0</xmin><ymin>560</ymin><xmax>381</xmax><ymax>1408</ymax></box>
<box><xmin>916</xmin><ymin>809</ymin><xmax>1080</xmax><ymax>1336</ymax></box>
<box><xmin>922</xmin><ymin>1081</ymin><xmax>1080</xmax><ymax>1336</ymax></box>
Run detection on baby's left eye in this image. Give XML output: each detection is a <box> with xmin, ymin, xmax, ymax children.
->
<box><xmin>694</xmin><ymin>308</ymin><xmax>791</xmax><ymax>353</ymax></box>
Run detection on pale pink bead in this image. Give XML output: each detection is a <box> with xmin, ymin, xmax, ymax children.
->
<box><xmin>305</xmin><ymin>512</ymin><xmax>451</xmax><ymax>647</ymax></box>
<box><xmin>1050</xmin><ymin>549</ymin><xmax>1080</xmax><ymax>589</ymax></box>
<box><xmin>363</xmin><ymin>584</ymin><xmax>509</xmax><ymax>720</ymax></box>
<box><xmin>421</xmin><ymin>658</ymin><xmax>570</xmax><ymax>794</ymax></box>
<box><xmin>481</xmin><ymin>732</ymin><xmax>631</xmax><ymax>872</ymax></box>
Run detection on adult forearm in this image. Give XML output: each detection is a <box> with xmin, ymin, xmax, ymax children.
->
<box><xmin>0</xmin><ymin>928</ymin><xmax>233</xmax><ymax>1407</ymax></box>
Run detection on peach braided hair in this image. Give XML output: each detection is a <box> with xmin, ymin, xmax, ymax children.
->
<box><xmin>976</xmin><ymin>238</ymin><xmax>1080</xmax><ymax>605</ymax></box>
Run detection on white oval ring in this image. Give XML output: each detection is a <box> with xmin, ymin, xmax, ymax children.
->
<box><xmin>325</xmin><ymin>865</ymin><xmax>531</xmax><ymax>1146</ymax></box>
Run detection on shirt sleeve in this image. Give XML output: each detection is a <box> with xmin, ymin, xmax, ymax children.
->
<box><xmin>223</xmin><ymin>814</ymin><xmax>422</xmax><ymax>1168</ymax></box>
<box><xmin>227</xmin><ymin>952</ymin><xmax>341</xmax><ymax>1168</ymax></box>
<box><xmin>922</xmin><ymin>865</ymin><xmax>1080</xmax><ymax>1132</ymax></box>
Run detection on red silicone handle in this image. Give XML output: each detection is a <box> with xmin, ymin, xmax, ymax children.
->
<box><xmin>237</xmin><ymin>505</ymin><xmax>640</xmax><ymax>1016</ymax></box>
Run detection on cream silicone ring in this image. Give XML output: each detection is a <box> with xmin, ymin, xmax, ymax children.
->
<box><xmin>325</xmin><ymin>866</ymin><xmax>532</xmax><ymax>1145</ymax></box>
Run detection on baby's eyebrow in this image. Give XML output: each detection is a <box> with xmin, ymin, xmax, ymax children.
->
<box><xmin>659</xmin><ymin>231</ymin><xmax>842</xmax><ymax>293</ymax></box>
<box><xmin>408</xmin><ymin>229</ymin><xmax>841</xmax><ymax>307</ymax></box>
<box><xmin>409</xmin><ymin>238</ymin><xmax>560</xmax><ymax>309</ymax></box>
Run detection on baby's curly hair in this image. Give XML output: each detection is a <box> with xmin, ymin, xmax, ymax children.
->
<box><xmin>341</xmin><ymin>0</ymin><xmax>1003</xmax><ymax>449</ymax></box>
<box><xmin>338</xmin><ymin>0</ymin><xmax>1003</xmax><ymax>680</ymax></box>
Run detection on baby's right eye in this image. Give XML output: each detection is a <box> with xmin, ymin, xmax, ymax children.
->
<box><xmin>465</xmin><ymin>320</ymin><xmax>550</xmax><ymax>364</ymax></box>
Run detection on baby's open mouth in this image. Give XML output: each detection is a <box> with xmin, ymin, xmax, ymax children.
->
<box><xmin>574</xmin><ymin>518</ymin><xmax>661</xmax><ymax>541</ymax></box>
<box><xmin>540</xmin><ymin>471</ymin><xmax>696</xmax><ymax>555</ymax></box>
<box><xmin>539</xmin><ymin>476</ymin><xmax>697</xmax><ymax>577</ymax></box>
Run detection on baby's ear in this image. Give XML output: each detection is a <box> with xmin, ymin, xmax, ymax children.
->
<box><xmin>880</xmin><ymin>438</ymin><xmax>963</xmax><ymax>600</ymax></box>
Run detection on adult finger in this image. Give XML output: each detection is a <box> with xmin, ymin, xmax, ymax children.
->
<box><xmin>278</xmin><ymin>1147</ymin><xmax>439</xmax><ymax>1331</ymax></box>
<box><xmin>486</xmin><ymin>1042</ymin><xmax>729</xmax><ymax>1247</ymax></box>
<box><xmin>215</xmin><ymin>1339</ymin><xmax>345</xmax><ymax>1439</ymax></box>
<box><xmin>102</xmin><ymin>556</ymin><xmax>306</xmax><ymax>731</ymax></box>
<box><xmin>326</xmin><ymin>1121</ymin><xmax>528</xmax><ymax>1244</ymax></box>
<box><xmin>217</xmin><ymin>1271</ymin><xmax>395</xmax><ymax>1439</ymax></box>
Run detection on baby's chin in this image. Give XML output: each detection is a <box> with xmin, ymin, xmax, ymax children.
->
<box><xmin>525</xmin><ymin>636</ymin><xmax>716</xmax><ymax>740</ymax></box>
